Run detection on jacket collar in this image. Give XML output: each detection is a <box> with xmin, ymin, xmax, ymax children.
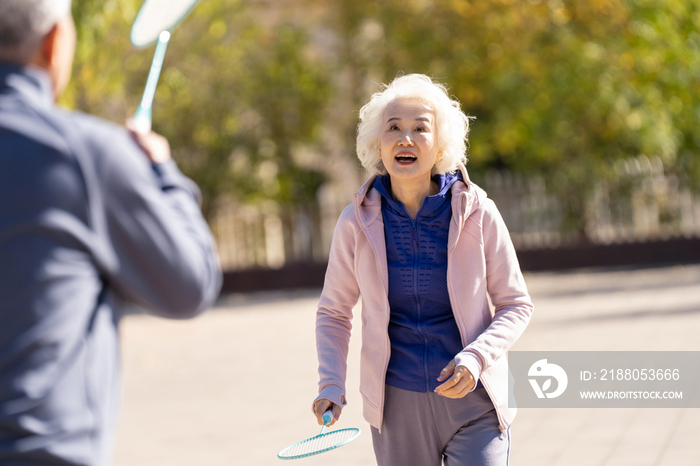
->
<box><xmin>450</xmin><ymin>162</ymin><xmax>484</xmax><ymax>229</ymax></box>
<box><xmin>351</xmin><ymin>163</ymin><xmax>486</xmax><ymax>291</ymax></box>
<box><xmin>0</xmin><ymin>62</ymin><xmax>55</xmax><ymax>109</ymax></box>
<box><xmin>353</xmin><ymin>162</ymin><xmax>484</xmax><ymax>228</ymax></box>
<box><xmin>353</xmin><ymin>173</ymin><xmax>382</xmax><ymax>229</ymax></box>
<box><xmin>352</xmin><ymin>173</ymin><xmax>387</xmax><ymax>291</ymax></box>
<box><xmin>448</xmin><ymin>162</ymin><xmax>486</xmax><ymax>251</ymax></box>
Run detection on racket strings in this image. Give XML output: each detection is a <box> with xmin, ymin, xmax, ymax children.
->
<box><xmin>131</xmin><ymin>0</ymin><xmax>200</xmax><ymax>46</ymax></box>
<box><xmin>279</xmin><ymin>428</ymin><xmax>360</xmax><ymax>459</ymax></box>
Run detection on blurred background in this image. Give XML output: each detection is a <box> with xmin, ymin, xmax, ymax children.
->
<box><xmin>65</xmin><ymin>0</ymin><xmax>700</xmax><ymax>290</ymax></box>
<box><xmin>60</xmin><ymin>1</ymin><xmax>700</xmax><ymax>464</ymax></box>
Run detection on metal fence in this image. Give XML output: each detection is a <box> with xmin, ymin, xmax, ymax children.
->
<box><xmin>211</xmin><ymin>155</ymin><xmax>700</xmax><ymax>271</ymax></box>
<box><xmin>586</xmin><ymin>155</ymin><xmax>700</xmax><ymax>244</ymax></box>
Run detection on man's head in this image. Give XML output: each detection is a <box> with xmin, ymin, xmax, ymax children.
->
<box><xmin>0</xmin><ymin>0</ymin><xmax>75</xmax><ymax>98</ymax></box>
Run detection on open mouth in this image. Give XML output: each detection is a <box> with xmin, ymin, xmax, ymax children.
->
<box><xmin>395</xmin><ymin>153</ymin><xmax>417</xmax><ymax>163</ymax></box>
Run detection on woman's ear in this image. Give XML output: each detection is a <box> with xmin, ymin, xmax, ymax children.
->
<box><xmin>431</xmin><ymin>151</ymin><xmax>444</xmax><ymax>176</ymax></box>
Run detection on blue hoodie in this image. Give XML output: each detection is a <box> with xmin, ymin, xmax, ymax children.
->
<box><xmin>373</xmin><ymin>171</ymin><xmax>478</xmax><ymax>393</ymax></box>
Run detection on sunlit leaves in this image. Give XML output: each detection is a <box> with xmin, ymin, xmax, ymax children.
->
<box><xmin>62</xmin><ymin>0</ymin><xmax>700</xmax><ymax>235</ymax></box>
<box><xmin>332</xmin><ymin>0</ymin><xmax>700</xmax><ymax>236</ymax></box>
<box><xmin>63</xmin><ymin>0</ymin><xmax>333</xmax><ymax>217</ymax></box>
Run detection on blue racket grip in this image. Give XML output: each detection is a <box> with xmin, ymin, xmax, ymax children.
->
<box><xmin>322</xmin><ymin>409</ymin><xmax>334</xmax><ymax>426</ymax></box>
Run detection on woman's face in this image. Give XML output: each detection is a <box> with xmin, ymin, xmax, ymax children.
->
<box><xmin>379</xmin><ymin>98</ymin><xmax>439</xmax><ymax>186</ymax></box>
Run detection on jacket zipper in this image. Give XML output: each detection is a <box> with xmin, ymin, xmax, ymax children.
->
<box><xmin>409</xmin><ymin>219</ymin><xmax>431</xmax><ymax>392</ymax></box>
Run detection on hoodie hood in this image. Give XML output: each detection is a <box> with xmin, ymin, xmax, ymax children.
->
<box><xmin>352</xmin><ymin>162</ymin><xmax>485</xmax><ymax>232</ymax></box>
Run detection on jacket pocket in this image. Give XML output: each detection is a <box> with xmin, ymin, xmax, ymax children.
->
<box><xmin>360</xmin><ymin>390</ymin><xmax>380</xmax><ymax>410</ymax></box>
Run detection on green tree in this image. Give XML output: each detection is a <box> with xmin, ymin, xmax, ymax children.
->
<box><xmin>63</xmin><ymin>0</ymin><xmax>333</xmax><ymax>218</ymax></box>
<box><xmin>332</xmin><ymin>0</ymin><xmax>700</xmax><ymax>238</ymax></box>
<box><xmin>64</xmin><ymin>0</ymin><xmax>700</xmax><ymax>240</ymax></box>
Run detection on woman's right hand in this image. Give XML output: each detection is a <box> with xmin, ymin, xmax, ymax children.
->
<box><xmin>312</xmin><ymin>399</ymin><xmax>342</xmax><ymax>427</ymax></box>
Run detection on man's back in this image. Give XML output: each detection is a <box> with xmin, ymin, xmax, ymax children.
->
<box><xmin>0</xmin><ymin>63</ymin><xmax>222</xmax><ymax>465</ymax></box>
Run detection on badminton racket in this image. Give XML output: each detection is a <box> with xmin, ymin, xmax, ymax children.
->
<box><xmin>277</xmin><ymin>409</ymin><xmax>361</xmax><ymax>460</ymax></box>
<box><xmin>130</xmin><ymin>0</ymin><xmax>202</xmax><ymax>133</ymax></box>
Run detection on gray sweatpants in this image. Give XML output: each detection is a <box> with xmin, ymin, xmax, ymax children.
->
<box><xmin>371</xmin><ymin>385</ymin><xmax>510</xmax><ymax>466</ymax></box>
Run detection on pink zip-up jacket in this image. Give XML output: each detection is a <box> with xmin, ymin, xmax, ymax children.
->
<box><xmin>314</xmin><ymin>163</ymin><xmax>534</xmax><ymax>434</ymax></box>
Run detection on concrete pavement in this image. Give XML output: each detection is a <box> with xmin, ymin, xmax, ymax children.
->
<box><xmin>112</xmin><ymin>264</ymin><xmax>700</xmax><ymax>466</ymax></box>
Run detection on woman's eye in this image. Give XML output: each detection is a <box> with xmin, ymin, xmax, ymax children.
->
<box><xmin>389</xmin><ymin>125</ymin><xmax>399</xmax><ymax>131</ymax></box>
<box><xmin>415</xmin><ymin>126</ymin><xmax>425</xmax><ymax>132</ymax></box>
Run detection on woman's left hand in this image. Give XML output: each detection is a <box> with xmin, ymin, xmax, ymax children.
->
<box><xmin>434</xmin><ymin>359</ymin><xmax>476</xmax><ymax>398</ymax></box>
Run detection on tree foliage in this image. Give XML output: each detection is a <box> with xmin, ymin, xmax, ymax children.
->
<box><xmin>63</xmin><ymin>0</ymin><xmax>700</xmax><ymax>236</ymax></box>
<box><xmin>63</xmin><ymin>0</ymin><xmax>332</xmax><ymax>217</ymax></box>
<box><xmin>332</xmin><ymin>0</ymin><xmax>700</xmax><ymax>235</ymax></box>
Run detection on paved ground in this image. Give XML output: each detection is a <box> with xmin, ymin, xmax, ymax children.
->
<box><xmin>112</xmin><ymin>264</ymin><xmax>700</xmax><ymax>466</ymax></box>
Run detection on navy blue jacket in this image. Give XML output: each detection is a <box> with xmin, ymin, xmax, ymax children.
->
<box><xmin>374</xmin><ymin>173</ymin><xmax>468</xmax><ymax>392</ymax></box>
<box><xmin>0</xmin><ymin>64</ymin><xmax>222</xmax><ymax>465</ymax></box>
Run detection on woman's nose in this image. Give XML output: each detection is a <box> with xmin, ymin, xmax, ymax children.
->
<box><xmin>398</xmin><ymin>132</ymin><xmax>413</xmax><ymax>145</ymax></box>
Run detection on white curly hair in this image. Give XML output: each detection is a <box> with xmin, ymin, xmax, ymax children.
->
<box><xmin>356</xmin><ymin>74</ymin><xmax>473</xmax><ymax>176</ymax></box>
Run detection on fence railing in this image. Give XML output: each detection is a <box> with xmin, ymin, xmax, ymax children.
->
<box><xmin>586</xmin><ymin>155</ymin><xmax>700</xmax><ymax>244</ymax></box>
<box><xmin>211</xmin><ymin>155</ymin><xmax>700</xmax><ymax>271</ymax></box>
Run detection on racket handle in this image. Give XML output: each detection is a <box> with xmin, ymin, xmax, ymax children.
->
<box><xmin>134</xmin><ymin>31</ymin><xmax>171</xmax><ymax>134</ymax></box>
<box><xmin>322</xmin><ymin>409</ymin><xmax>334</xmax><ymax>426</ymax></box>
<box><xmin>132</xmin><ymin>105</ymin><xmax>152</xmax><ymax>134</ymax></box>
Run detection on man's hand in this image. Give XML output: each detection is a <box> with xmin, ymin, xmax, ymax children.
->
<box><xmin>435</xmin><ymin>359</ymin><xmax>476</xmax><ymax>399</ymax></box>
<box><xmin>312</xmin><ymin>399</ymin><xmax>342</xmax><ymax>427</ymax></box>
<box><xmin>125</xmin><ymin>119</ymin><xmax>171</xmax><ymax>164</ymax></box>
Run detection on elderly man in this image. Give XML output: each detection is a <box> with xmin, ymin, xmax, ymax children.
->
<box><xmin>0</xmin><ymin>1</ymin><xmax>222</xmax><ymax>465</ymax></box>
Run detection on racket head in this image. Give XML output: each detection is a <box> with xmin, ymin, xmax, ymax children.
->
<box><xmin>277</xmin><ymin>427</ymin><xmax>361</xmax><ymax>460</ymax></box>
<box><xmin>130</xmin><ymin>0</ymin><xmax>201</xmax><ymax>47</ymax></box>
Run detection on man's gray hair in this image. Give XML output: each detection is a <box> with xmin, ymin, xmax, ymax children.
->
<box><xmin>0</xmin><ymin>0</ymin><xmax>72</xmax><ymax>64</ymax></box>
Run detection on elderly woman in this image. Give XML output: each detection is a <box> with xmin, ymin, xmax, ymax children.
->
<box><xmin>312</xmin><ymin>74</ymin><xmax>533</xmax><ymax>466</ymax></box>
